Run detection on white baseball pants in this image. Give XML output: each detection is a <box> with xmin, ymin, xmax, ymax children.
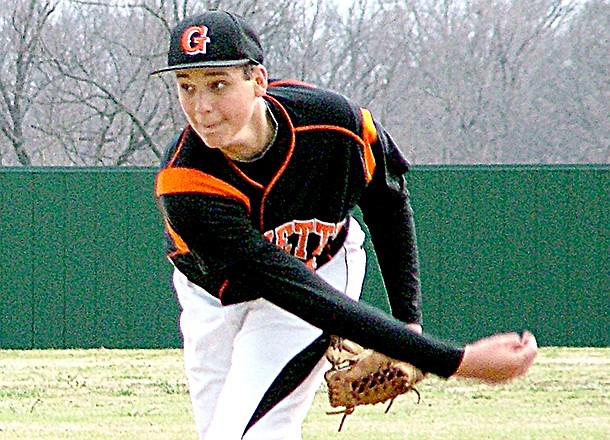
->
<box><xmin>173</xmin><ymin>217</ymin><xmax>366</xmax><ymax>440</ymax></box>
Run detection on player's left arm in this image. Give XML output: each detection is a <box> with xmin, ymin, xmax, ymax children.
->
<box><xmin>358</xmin><ymin>116</ymin><xmax>423</xmax><ymax>328</ymax></box>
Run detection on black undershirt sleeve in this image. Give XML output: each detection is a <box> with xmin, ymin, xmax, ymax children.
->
<box><xmin>161</xmin><ymin>193</ymin><xmax>464</xmax><ymax>378</ymax></box>
<box><xmin>359</xmin><ymin>124</ymin><xmax>423</xmax><ymax>325</ymax></box>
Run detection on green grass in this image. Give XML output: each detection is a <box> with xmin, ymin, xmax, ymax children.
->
<box><xmin>0</xmin><ymin>347</ymin><xmax>608</xmax><ymax>439</ymax></box>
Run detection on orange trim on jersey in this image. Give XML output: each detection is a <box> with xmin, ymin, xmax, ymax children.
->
<box><xmin>218</xmin><ymin>279</ymin><xmax>230</xmax><ymax>302</ymax></box>
<box><xmin>225</xmin><ymin>161</ymin><xmax>265</xmax><ymax>190</ymax></box>
<box><xmin>359</xmin><ymin>108</ymin><xmax>378</xmax><ymax>182</ymax></box>
<box><xmin>156</xmin><ymin>167</ymin><xmax>251</xmax><ymax>213</ymax></box>
<box><xmin>164</xmin><ymin>218</ymin><xmax>190</xmax><ymax>256</ymax></box>
<box><xmin>296</xmin><ymin>124</ymin><xmax>360</xmax><ymax>139</ymax></box>
<box><xmin>268</xmin><ymin>79</ymin><xmax>317</xmax><ymax>89</ymax></box>
<box><xmin>259</xmin><ymin>95</ymin><xmax>297</xmax><ymax>231</ymax></box>
<box><xmin>296</xmin><ymin>124</ymin><xmax>377</xmax><ymax>183</ymax></box>
<box><xmin>167</xmin><ymin>128</ymin><xmax>190</xmax><ymax>167</ymax></box>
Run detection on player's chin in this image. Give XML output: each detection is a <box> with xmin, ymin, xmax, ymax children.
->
<box><xmin>193</xmin><ymin>127</ymin><xmax>226</xmax><ymax>149</ymax></box>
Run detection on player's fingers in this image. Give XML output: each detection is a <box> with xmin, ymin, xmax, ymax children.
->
<box><xmin>487</xmin><ymin>332</ymin><xmax>525</xmax><ymax>351</ymax></box>
<box><xmin>520</xmin><ymin>331</ymin><xmax>537</xmax><ymax>348</ymax></box>
<box><xmin>497</xmin><ymin>331</ymin><xmax>535</xmax><ymax>350</ymax></box>
<box><xmin>511</xmin><ymin>331</ymin><xmax>538</xmax><ymax>378</ymax></box>
<box><xmin>521</xmin><ymin>332</ymin><xmax>538</xmax><ymax>362</ymax></box>
<box><xmin>516</xmin><ymin>332</ymin><xmax>537</xmax><ymax>359</ymax></box>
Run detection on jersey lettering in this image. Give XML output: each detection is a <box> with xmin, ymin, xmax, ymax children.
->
<box><xmin>265</xmin><ymin>219</ymin><xmax>346</xmax><ymax>269</ymax></box>
<box><xmin>293</xmin><ymin>220</ymin><xmax>315</xmax><ymax>259</ymax></box>
<box><xmin>275</xmin><ymin>222</ymin><xmax>296</xmax><ymax>254</ymax></box>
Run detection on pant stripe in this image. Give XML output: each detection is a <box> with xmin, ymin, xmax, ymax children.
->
<box><xmin>243</xmin><ymin>334</ymin><xmax>331</xmax><ymax>437</ymax></box>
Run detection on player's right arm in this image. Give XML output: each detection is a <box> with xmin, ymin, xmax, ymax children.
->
<box><xmin>155</xmin><ymin>166</ymin><xmax>465</xmax><ymax>378</ymax></box>
<box><xmin>159</xmin><ymin>183</ymin><xmax>537</xmax><ymax>383</ymax></box>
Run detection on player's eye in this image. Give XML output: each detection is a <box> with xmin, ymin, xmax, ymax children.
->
<box><xmin>210</xmin><ymin>80</ymin><xmax>228</xmax><ymax>92</ymax></box>
<box><xmin>179</xmin><ymin>83</ymin><xmax>195</xmax><ymax>93</ymax></box>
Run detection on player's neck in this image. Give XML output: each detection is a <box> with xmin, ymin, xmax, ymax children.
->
<box><xmin>223</xmin><ymin>100</ymin><xmax>277</xmax><ymax>163</ymax></box>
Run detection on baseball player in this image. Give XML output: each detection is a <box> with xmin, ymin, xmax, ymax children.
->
<box><xmin>151</xmin><ymin>10</ymin><xmax>537</xmax><ymax>440</ymax></box>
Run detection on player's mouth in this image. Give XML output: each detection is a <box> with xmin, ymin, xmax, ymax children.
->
<box><xmin>199</xmin><ymin>122</ymin><xmax>221</xmax><ymax>131</ymax></box>
<box><xmin>192</xmin><ymin>124</ymin><xmax>229</xmax><ymax>149</ymax></box>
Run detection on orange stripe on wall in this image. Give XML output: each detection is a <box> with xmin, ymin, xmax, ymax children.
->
<box><xmin>155</xmin><ymin>167</ymin><xmax>251</xmax><ymax>213</ymax></box>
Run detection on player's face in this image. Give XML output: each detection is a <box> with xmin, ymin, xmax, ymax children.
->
<box><xmin>175</xmin><ymin>65</ymin><xmax>267</xmax><ymax>151</ymax></box>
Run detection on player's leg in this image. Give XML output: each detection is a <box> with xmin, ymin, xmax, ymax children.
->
<box><xmin>202</xmin><ymin>298</ymin><xmax>326</xmax><ymax>439</ymax></box>
<box><xmin>193</xmin><ymin>217</ymin><xmax>366</xmax><ymax>440</ymax></box>
<box><xmin>243</xmin><ymin>343</ymin><xmax>330</xmax><ymax>439</ymax></box>
<box><xmin>244</xmin><ymin>217</ymin><xmax>367</xmax><ymax>439</ymax></box>
<box><xmin>315</xmin><ymin>216</ymin><xmax>367</xmax><ymax>300</ymax></box>
<box><xmin>244</xmin><ymin>218</ymin><xmax>366</xmax><ymax>439</ymax></box>
<box><xmin>173</xmin><ymin>269</ymin><xmax>239</xmax><ymax>439</ymax></box>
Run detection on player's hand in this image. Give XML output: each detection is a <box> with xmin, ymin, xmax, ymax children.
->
<box><xmin>453</xmin><ymin>331</ymin><xmax>538</xmax><ymax>383</ymax></box>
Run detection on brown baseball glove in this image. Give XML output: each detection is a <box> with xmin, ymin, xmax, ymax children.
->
<box><xmin>324</xmin><ymin>336</ymin><xmax>425</xmax><ymax>431</ymax></box>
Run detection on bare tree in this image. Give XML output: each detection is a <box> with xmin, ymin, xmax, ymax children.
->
<box><xmin>31</xmin><ymin>2</ymin><xmax>174</xmax><ymax>165</ymax></box>
<box><xmin>386</xmin><ymin>0</ymin><xmax>582</xmax><ymax>164</ymax></box>
<box><xmin>531</xmin><ymin>0</ymin><xmax>610</xmax><ymax>162</ymax></box>
<box><xmin>0</xmin><ymin>0</ymin><xmax>606</xmax><ymax>166</ymax></box>
<box><xmin>33</xmin><ymin>0</ymin><xmax>301</xmax><ymax>165</ymax></box>
<box><xmin>0</xmin><ymin>0</ymin><xmax>57</xmax><ymax>165</ymax></box>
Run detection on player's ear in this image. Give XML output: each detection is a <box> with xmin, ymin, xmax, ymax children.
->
<box><xmin>252</xmin><ymin>64</ymin><xmax>268</xmax><ymax>96</ymax></box>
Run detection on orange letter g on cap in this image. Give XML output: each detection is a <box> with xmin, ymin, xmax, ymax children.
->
<box><xmin>180</xmin><ymin>26</ymin><xmax>211</xmax><ymax>55</ymax></box>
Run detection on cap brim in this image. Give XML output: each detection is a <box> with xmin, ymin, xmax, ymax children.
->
<box><xmin>150</xmin><ymin>58</ymin><xmax>256</xmax><ymax>76</ymax></box>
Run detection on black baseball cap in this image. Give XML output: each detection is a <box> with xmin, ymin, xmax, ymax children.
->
<box><xmin>150</xmin><ymin>10</ymin><xmax>264</xmax><ymax>75</ymax></box>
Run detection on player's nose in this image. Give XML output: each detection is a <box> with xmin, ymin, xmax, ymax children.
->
<box><xmin>194</xmin><ymin>92</ymin><xmax>214</xmax><ymax>114</ymax></box>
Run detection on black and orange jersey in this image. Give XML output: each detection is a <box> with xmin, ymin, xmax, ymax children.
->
<box><xmin>155</xmin><ymin>81</ymin><xmax>463</xmax><ymax>378</ymax></box>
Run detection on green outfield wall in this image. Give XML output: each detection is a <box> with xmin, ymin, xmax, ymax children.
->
<box><xmin>1</xmin><ymin>165</ymin><xmax>608</xmax><ymax>349</ymax></box>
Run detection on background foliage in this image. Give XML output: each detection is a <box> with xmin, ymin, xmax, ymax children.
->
<box><xmin>0</xmin><ymin>0</ymin><xmax>608</xmax><ymax>166</ymax></box>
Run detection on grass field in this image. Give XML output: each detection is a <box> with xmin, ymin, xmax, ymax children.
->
<box><xmin>0</xmin><ymin>347</ymin><xmax>608</xmax><ymax>439</ymax></box>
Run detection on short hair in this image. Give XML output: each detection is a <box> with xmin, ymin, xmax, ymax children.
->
<box><xmin>242</xmin><ymin>63</ymin><xmax>255</xmax><ymax>80</ymax></box>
